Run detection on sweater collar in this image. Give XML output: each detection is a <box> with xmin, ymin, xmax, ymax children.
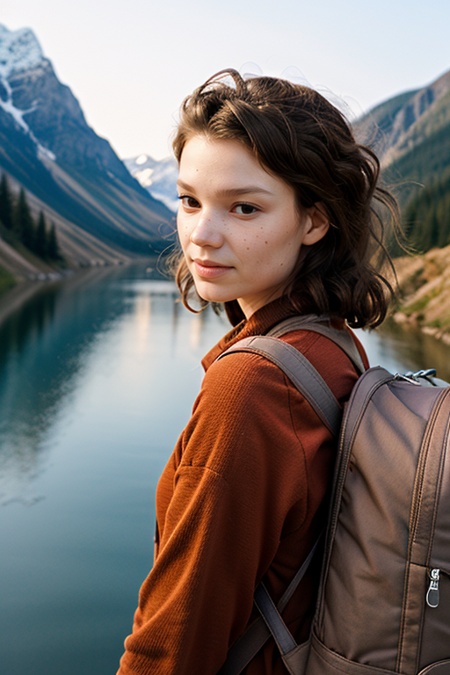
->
<box><xmin>201</xmin><ymin>295</ymin><xmax>302</xmax><ymax>372</ymax></box>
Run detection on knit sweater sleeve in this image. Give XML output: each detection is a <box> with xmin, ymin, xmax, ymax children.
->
<box><xmin>117</xmin><ymin>351</ymin><xmax>313</xmax><ymax>675</ymax></box>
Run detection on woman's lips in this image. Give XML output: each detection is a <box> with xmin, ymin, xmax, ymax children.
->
<box><xmin>192</xmin><ymin>259</ymin><xmax>232</xmax><ymax>279</ymax></box>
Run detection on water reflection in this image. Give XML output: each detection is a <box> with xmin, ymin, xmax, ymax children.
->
<box><xmin>357</xmin><ymin>318</ymin><xmax>450</xmax><ymax>383</ymax></box>
<box><xmin>0</xmin><ymin>263</ymin><xmax>232</xmax><ymax>675</ymax></box>
<box><xmin>1</xmin><ymin>266</ymin><xmax>449</xmax><ymax>510</ymax></box>
<box><xmin>0</xmin><ymin>265</ymin><xmax>189</xmax><ymax>505</ymax></box>
<box><xmin>0</xmin><ymin>283</ymin><xmax>58</xmax><ymax>367</ymax></box>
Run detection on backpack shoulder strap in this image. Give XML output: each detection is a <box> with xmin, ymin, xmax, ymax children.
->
<box><xmin>217</xmin><ymin>315</ymin><xmax>361</xmax><ymax>675</ymax></box>
<box><xmin>266</xmin><ymin>315</ymin><xmax>366</xmax><ymax>376</ymax></box>
<box><xmin>217</xmin><ymin>335</ymin><xmax>341</xmax><ymax>437</ymax></box>
<box><xmin>218</xmin><ymin>535</ymin><xmax>322</xmax><ymax>675</ymax></box>
<box><xmin>217</xmin><ymin>334</ymin><xmax>334</xmax><ymax>673</ymax></box>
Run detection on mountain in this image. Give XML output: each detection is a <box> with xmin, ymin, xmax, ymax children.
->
<box><xmin>0</xmin><ymin>25</ymin><xmax>175</xmax><ymax>276</ymax></box>
<box><xmin>124</xmin><ymin>154</ymin><xmax>178</xmax><ymax>213</ymax></box>
<box><xmin>354</xmin><ymin>68</ymin><xmax>450</xmax><ymax>252</ymax></box>
<box><xmin>356</xmin><ymin>69</ymin><xmax>450</xmax><ymax>176</ymax></box>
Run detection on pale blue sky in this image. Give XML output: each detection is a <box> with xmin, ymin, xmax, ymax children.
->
<box><xmin>3</xmin><ymin>0</ymin><xmax>450</xmax><ymax>160</ymax></box>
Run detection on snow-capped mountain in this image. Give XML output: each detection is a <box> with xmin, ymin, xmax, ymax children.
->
<box><xmin>0</xmin><ymin>25</ymin><xmax>173</xmax><ymax>270</ymax></box>
<box><xmin>0</xmin><ymin>26</ymin><xmax>55</xmax><ymax>161</ymax></box>
<box><xmin>0</xmin><ymin>24</ymin><xmax>43</xmax><ymax>77</ymax></box>
<box><xmin>0</xmin><ymin>25</ymin><xmax>143</xmax><ymax>187</ymax></box>
<box><xmin>124</xmin><ymin>154</ymin><xmax>179</xmax><ymax>213</ymax></box>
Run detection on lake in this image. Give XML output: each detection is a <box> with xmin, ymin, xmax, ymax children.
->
<box><xmin>1</xmin><ymin>263</ymin><xmax>450</xmax><ymax>674</ymax></box>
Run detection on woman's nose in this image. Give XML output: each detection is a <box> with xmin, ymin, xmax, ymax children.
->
<box><xmin>190</xmin><ymin>213</ymin><xmax>223</xmax><ymax>248</ymax></box>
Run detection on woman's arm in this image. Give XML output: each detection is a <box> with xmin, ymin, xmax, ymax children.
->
<box><xmin>117</xmin><ymin>352</ymin><xmax>310</xmax><ymax>675</ymax></box>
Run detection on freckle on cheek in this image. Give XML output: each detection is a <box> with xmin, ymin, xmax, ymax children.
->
<box><xmin>265</xmin><ymin>241</ymin><xmax>268</xmax><ymax>244</ymax></box>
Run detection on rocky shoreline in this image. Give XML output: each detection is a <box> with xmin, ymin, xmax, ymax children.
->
<box><xmin>392</xmin><ymin>245</ymin><xmax>450</xmax><ymax>345</ymax></box>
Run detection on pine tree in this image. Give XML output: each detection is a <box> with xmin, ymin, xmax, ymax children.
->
<box><xmin>14</xmin><ymin>188</ymin><xmax>35</xmax><ymax>250</ymax></box>
<box><xmin>0</xmin><ymin>173</ymin><xmax>14</xmax><ymax>230</ymax></box>
<box><xmin>35</xmin><ymin>211</ymin><xmax>48</xmax><ymax>258</ymax></box>
<box><xmin>400</xmin><ymin>166</ymin><xmax>450</xmax><ymax>254</ymax></box>
<box><xmin>47</xmin><ymin>222</ymin><xmax>61</xmax><ymax>260</ymax></box>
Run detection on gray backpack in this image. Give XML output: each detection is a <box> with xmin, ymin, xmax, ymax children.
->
<box><xmin>218</xmin><ymin>316</ymin><xmax>450</xmax><ymax>675</ymax></box>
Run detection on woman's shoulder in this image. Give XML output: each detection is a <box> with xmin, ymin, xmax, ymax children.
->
<box><xmin>279</xmin><ymin>327</ymin><xmax>363</xmax><ymax>403</ymax></box>
<box><xmin>201</xmin><ymin>324</ymin><xmax>362</xmax><ymax>405</ymax></box>
<box><xmin>200</xmin><ymin>347</ymin><xmax>291</xmax><ymax>412</ymax></box>
<box><xmin>180</xmin><ymin>349</ymin><xmax>300</xmax><ymax>480</ymax></box>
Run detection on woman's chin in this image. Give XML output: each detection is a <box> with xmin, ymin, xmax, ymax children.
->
<box><xmin>198</xmin><ymin>293</ymin><xmax>235</xmax><ymax>305</ymax></box>
<box><xmin>195</xmin><ymin>285</ymin><xmax>236</xmax><ymax>306</ymax></box>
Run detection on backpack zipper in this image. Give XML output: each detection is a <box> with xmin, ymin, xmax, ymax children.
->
<box><xmin>322</xmin><ymin>371</ymin><xmax>392</xmax><ymax>578</ymax></box>
<box><xmin>426</xmin><ymin>569</ymin><xmax>440</xmax><ymax>608</ymax></box>
<box><xmin>426</xmin><ymin>568</ymin><xmax>450</xmax><ymax>608</ymax></box>
<box><xmin>316</xmin><ymin>371</ymin><xmax>393</xmax><ymax>628</ymax></box>
<box><xmin>329</xmin><ymin>373</ymin><xmax>391</xmax><ymax>531</ymax></box>
<box><xmin>408</xmin><ymin>387</ymin><xmax>450</xmax><ymax>549</ymax></box>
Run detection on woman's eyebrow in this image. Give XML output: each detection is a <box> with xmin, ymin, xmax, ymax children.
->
<box><xmin>176</xmin><ymin>180</ymin><xmax>272</xmax><ymax>197</ymax></box>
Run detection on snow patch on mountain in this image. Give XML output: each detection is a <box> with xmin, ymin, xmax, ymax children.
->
<box><xmin>0</xmin><ymin>25</ymin><xmax>55</xmax><ymax>161</ymax></box>
<box><xmin>124</xmin><ymin>154</ymin><xmax>178</xmax><ymax>212</ymax></box>
<box><xmin>0</xmin><ymin>25</ymin><xmax>44</xmax><ymax>78</ymax></box>
<box><xmin>0</xmin><ymin>70</ymin><xmax>56</xmax><ymax>160</ymax></box>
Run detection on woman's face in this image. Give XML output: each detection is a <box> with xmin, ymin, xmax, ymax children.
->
<box><xmin>177</xmin><ymin>135</ymin><xmax>324</xmax><ymax>319</ymax></box>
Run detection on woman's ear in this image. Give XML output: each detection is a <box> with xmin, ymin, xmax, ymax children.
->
<box><xmin>301</xmin><ymin>203</ymin><xmax>330</xmax><ymax>245</ymax></box>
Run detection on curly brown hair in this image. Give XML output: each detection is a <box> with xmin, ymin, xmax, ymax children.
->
<box><xmin>171</xmin><ymin>69</ymin><xmax>401</xmax><ymax>329</ymax></box>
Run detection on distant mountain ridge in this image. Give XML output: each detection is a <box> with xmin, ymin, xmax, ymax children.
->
<box><xmin>356</xmin><ymin>68</ymin><xmax>450</xmax><ymax>189</ymax></box>
<box><xmin>0</xmin><ymin>25</ymin><xmax>174</xmax><ymax>277</ymax></box>
<box><xmin>354</xmin><ymin>68</ymin><xmax>450</xmax><ymax>252</ymax></box>
<box><xmin>124</xmin><ymin>154</ymin><xmax>178</xmax><ymax>212</ymax></box>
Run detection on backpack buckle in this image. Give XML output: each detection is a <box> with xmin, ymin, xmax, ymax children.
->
<box><xmin>394</xmin><ymin>370</ymin><xmax>437</xmax><ymax>385</ymax></box>
<box><xmin>415</xmin><ymin>369</ymin><xmax>437</xmax><ymax>382</ymax></box>
<box><xmin>394</xmin><ymin>373</ymin><xmax>421</xmax><ymax>385</ymax></box>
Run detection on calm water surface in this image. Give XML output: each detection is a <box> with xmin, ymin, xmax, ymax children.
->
<box><xmin>1</xmin><ymin>263</ymin><xmax>450</xmax><ymax>674</ymax></box>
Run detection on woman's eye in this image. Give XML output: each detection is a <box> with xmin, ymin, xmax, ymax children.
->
<box><xmin>234</xmin><ymin>204</ymin><xmax>258</xmax><ymax>216</ymax></box>
<box><xmin>179</xmin><ymin>195</ymin><xmax>200</xmax><ymax>209</ymax></box>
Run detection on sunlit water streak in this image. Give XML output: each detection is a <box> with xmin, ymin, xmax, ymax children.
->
<box><xmin>1</xmin><ymin>263</ymin><xmax>449</xmax><ymax>674</ymax></box>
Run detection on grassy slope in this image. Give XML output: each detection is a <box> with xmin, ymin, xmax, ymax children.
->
<box><xmin>393</xmin><ymin>246</ymin><xmax>450</xmax><ymax>342</ymax></box>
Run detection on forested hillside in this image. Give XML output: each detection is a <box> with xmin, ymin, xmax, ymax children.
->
<box><xmin>402</xmin><ymin>167</ymin><xmax>450</xmax><ymax>251</ymax></box>
<box><xmin>356</xmin><ymin>69</ymin><xmax>450</xmax><ymax>254</ymax></box>
<box><xmin>0</xmin><ymin>172</ymin><xmax>64</xmax><ymax>289</ymax></box>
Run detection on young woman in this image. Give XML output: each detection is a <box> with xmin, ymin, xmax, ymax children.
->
<box><xmin>117</xmin><ymin>69</ymin><xmax>399</xmax><ymax>675</ymax></box>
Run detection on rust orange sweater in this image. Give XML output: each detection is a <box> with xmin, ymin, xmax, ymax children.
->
<box><xmin>117</xmin><ymin>298</ymin><xmax>368</xmax><ymax>675</ymax></box>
